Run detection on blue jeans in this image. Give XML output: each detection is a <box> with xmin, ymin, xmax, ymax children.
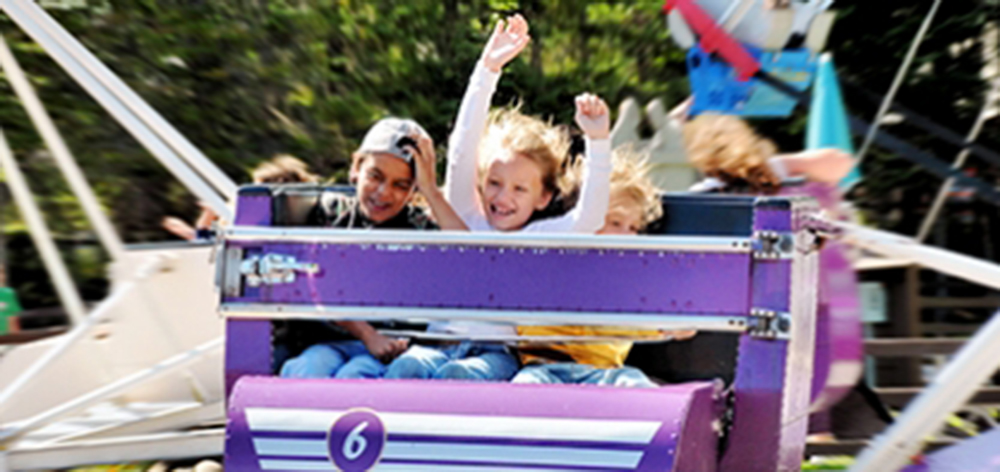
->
<box><xmin>512</xmin><ymin>363</ymin><xmax>657</xmax><ymax>388</ymax></box>
<box><xmin>279</xmin><ymin>340</ymin><xmax>386</xmax><ymax>379</ymax></box>
<box><xmin>384</xmin><ymin>342</ymin><xmax>519</xmax><ymax>381</ymax></box>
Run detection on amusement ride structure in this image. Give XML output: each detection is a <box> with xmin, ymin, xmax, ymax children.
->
<box><xmin>0</xmin><ymin>0</ymin><xmax>998</xmax><ymax>471</ymax></box>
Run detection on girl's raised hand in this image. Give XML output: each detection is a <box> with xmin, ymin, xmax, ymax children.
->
<box><xmin>481</xmin><ymin>14</ymin><xmax>531</xmax><ymax>73</ymax></box>
<box><xmin>574</xmin><ymin>93</ymin><xmax>610</xmax><ymax>140</ymax></box>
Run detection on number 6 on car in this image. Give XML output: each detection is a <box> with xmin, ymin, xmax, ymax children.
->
<box><xmin>327</xmin><ymin>410</ymin><xmax>386</xmax><ymax>472</ymax></box>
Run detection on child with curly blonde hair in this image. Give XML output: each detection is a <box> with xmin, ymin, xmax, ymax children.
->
<box><xmin>384</xmin><ymin>14</ymin><xmax>613</xmax><ymax>383</ymax></box>
<box><xmin>512</xmin><ymin>148</ymin><xmax>694</xmax><ymax>388</ymax></box>
<box><xmin>684</xmin><ymin>114</ymin><xmax>853</xmax><ymax>194</ymax></box>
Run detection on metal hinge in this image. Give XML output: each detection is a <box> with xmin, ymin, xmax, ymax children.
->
<box><xmin>752</xmin><ymin>230</ymin><xmax>795</xmax><ymax>259</ymax></box>
<box><xmin>239</xmin><ymin>252</ymin><xmax>319</xmax><ymax>288</ymax></box>
<box><xmin>748</xmin><ymin>308</ymin><xmax>791</xmax><ymax>340</ymax></box>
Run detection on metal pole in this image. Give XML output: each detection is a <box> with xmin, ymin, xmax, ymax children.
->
<box><xmin>855</xmin><ymin>0</ymin><xmax>943</xmax><ymax>166</ymax></box>
<box><xmin>838</xmin><ymin>221</ymin><xmax>1000</xmax><ymax>292</ymax></box>
<box><xmin>0</xmin><ymin>130</ymin><xmax>87</xmax><ymax>326</ymax></box>
<box><xmin>0</xmin><ymin>337</ymin><xmax>223</xmax><ymax>444</ymax></box>
<box><xmin>915</xmin><ymin>92</ymin><xmax>1000</xmax><ymax>241</ymax></box>
<box><xmin>0</xmin><ymin>271</ymin><xmax>141</xmax><ymax>413</ymax></box>
<box><xmin>851</xmin><ymin>310</ymin><xmax>1000</xmax><ymax>472</ymax></box>
<box><xmin>0</xmin><ymin>35</ymin><xmax>126</xmax><ymax>260</ymax></box>
<box><xmin>2</xmin><ymin>0</ymin><xmax>237</xmax><ymax>201</ymax></box>
<box><xmin>0</xmin><ymin>0</ymin><xmax>232</xmax><ymax>220</ymax></box>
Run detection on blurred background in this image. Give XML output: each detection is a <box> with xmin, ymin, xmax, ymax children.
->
<box><xmin>0</xmin><ymin>0</ymin><xmax>997</xmax><ymax>313</ymax></box>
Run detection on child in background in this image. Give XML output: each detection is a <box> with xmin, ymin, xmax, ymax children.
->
<box><xmin>384</xmin><ymin>14</ymin><xmax>613</xmax><ymax>382</ymax></box>
<box><xmin>162</xmin><ymin>154</ymin><xmax>318</xmax><ymax>240</ymax></box>
<box><xmin>280</xmin><ymin>118</ymin><xmax>467</xmax><ymax>380</ymax></box>
<box><xmin>513</xmin><ymin>149</ymin><xmax>693</xmax><ymax>387</ymax></box>
<box><xmin>684</xmin><ymin>114</ymin><xmax>854</xmax><ymax>195</ymax></box>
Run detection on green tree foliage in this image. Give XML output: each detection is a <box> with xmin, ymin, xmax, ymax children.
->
<box><xmin>0</xmin><ymin>0</ymin><xmax>998</xmax><ymax>308</ymax></box>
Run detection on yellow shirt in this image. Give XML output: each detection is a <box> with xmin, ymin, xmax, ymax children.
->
<box><xmin>516</xmin><ymin>325</ymin><xmax>661</xmax><ymax>368</ymax></box>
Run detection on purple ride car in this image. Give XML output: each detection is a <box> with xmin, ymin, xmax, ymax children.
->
<box><xmin>215</xmin><ymin>184</ymin><xmax>861</xmax><ymax>472</ymax></box>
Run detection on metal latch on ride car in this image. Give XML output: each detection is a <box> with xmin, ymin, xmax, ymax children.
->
<box><xmin>748</xmin><ymin>308</ymin><xmax>791</xmax><ymax>340</ymax></box>
<box><xmin>752</xmin><ymin>230</ymin><xmax>796</xmax><ymax>259</ymax></box>
<box><xmin>239</xmin><ymin>253</ymin><xmax>319</xmax><ymax>287</ymax></box>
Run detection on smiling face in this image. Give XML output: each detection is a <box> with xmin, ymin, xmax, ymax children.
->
<box><xmin>598</xmin><ymin>192</ymin><xmax>646</xmax><ymax>236</ymax></box>
<box><xmin>350</xmin><ymin>153</ymin><xmax>414</xmax><ymax>223</ymax></box>
<box><xmin>480</xmin><ymin>151</ymin><xmax>553</xmax><ymax>231</ymax></box>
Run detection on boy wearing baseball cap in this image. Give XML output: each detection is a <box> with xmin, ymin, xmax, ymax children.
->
<box><xmin>281</xmin><ymin>117</ymin><xmax>466</xmax><ymax>379</ymax></box>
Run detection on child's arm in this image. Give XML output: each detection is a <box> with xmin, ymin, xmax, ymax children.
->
<box><xmin>161</xmin><ymin>217</ymin><xmax>196</xmax><ymax>240</ymax></box>
<box><xmin>410</xmin><ymin>133</ymin><xmax>469</xmax><ymax>230</ymax></box>
<box><xmin>527</xmin><ymin>94</ymin><xmax>612</xmax><ymax>233</ymax></box>
<box><xmin>445</xmin><ymin>15</ymin><xmax>531</xmax><ymax>225</ymax></box>
<box><xmin>335</xmin><ymin>321</ymin><xmax>408</xmax><ymax>361</ymax></box>
<box><xmin>770</xmin><ymin>148</ymin><xmax>855</xmax><ymax>185</ymax></box>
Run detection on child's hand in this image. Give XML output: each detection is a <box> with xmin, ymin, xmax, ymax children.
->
<box><xmin>481</xmin><ymin>14</ymin><xmax>531</xmax><ymax>73</ymax></box>
<box><xmin>162</xmin><ymin>216</ymin><xmax>196</xmax><ymax>240</ymax></box>
<box><xmin>405</xmin><ymin>133</ymin><xmax>438</xmax><ymax>195</ymax></box>
<box><xmin>362</xmin><ymin>332</ymin><xmax>409</xmax><ymax>362</ymax></box>
<box><xmin>668</xmin><ymin>96</ymin><xmax>694</xmax><ymax>124</ymax></box>
<box><xmin>574</xmin><ymin>93</ymin><xmax>610</xmax><ymax>140</ymax></box>
<box><xmin>661</xmin><ymin>330</ymin><xmax>698</xmax><ymax>341</ymax></box>
<box><xmin>195</xmin><ymin>202</ymin><xmax>219</xmax><ymax>230</ymax></box>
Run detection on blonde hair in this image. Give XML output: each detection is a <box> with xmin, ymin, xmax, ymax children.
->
<box><xmin>252</xmin><ymin>154</ymin><xmax>319</xmax><ymax>184</ymax></box>
<box><xmin>683</xmin><ymin>114</ymin><xmax>780</xmax><ymax>193</ymax></box>
<box><xmin>479</xmin><ymin>108</ymin><xmax>575</xmax><ymax>199</ymax></box>
<box><xmin>608</xmin><ymin>147</ymin><xmax>663</xmax><ymax>228</ymax></box>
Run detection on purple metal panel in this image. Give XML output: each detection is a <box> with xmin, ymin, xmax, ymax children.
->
<box><xmin>225</xmin><ymin>319</ymin><xmax>272</xmax><ymax>398</ymax></box>
<box><xmin>902</xmin><ymin>427</ymin><xmax>1000</xmax><ymax>472</ymax></box>
<box><xmin>675</xmin><ymin>381</ymin><xmax>726</xmax><ymax>472</ymax></box>
<box><xmin>227</xmin><ymin>243</ymin><xmax>752</xmax><ymax>315</ymax></box>
<box><xmin>720</xmin><ymin>337</ymin><xmax>789</xmax><ymax>471</ymax></box>
<box><xmin>810</xmin><ymin>242</ymin><xmax>863</xmax><ymax>411</ymax></box>
<box><xmin>721</xmin><ymin>201</ymin><xmax>796</xmax><ymax>472</ymax></box>
<box><xmin>235</xmin><ymin>193</ymin><xmax>273</xmax><ymax>226</ymax></box>
<box><xmin>752</xmin><ymin>208</ymin><xmax>793</xmax><ymax>232</ymax></box>
<box><xmin>226</xmin><ymin>377</ymin><xmax>722</xmax><ymax>472</ymax></box>
<box><xmin>780</xmin><ymin>184</ymin><xmax>863</xmax><ymax>412</ymax></box>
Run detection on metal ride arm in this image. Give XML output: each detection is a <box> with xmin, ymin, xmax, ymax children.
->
<box><xmin>851</xmin><ymin>311</ymin><xmax>1000</xmax><ymax>472</ymax></box>
<box><xmin>834</xmin><ymin>220</ymin><xmax>1000</xmax><ymax>292</ymax></box>
<box><xmin>0</xmin><ymin>0</ymin><xmax>235</xmax><ymax>220</ymax></box>
<box><xmin>0</xmin><ymin>36</ymin><xmax>126</xmax><ymax>261</ymax></box>
<box><xmin>0</xmin><ymin>131</ymin><xmax>88</xmax><ymax>327</ymax></box>
<box><xmin>820</xmin><ymin>220</ymin><xmax>1000</xmax><ymax>471</ymax></box>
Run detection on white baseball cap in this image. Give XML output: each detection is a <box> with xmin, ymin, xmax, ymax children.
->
<box><xmin>357</xmin><ymin>117</ymin><xmax>429</xmax><ymax>163</ymax></box>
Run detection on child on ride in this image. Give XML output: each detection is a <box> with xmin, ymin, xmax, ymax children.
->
<box><xmin>280</xmin><ymin>118</ymin><xmax>468</xmax><ymax>380</ymax></box>
<box><xmin>513</xmin><ymin>149</ymin><xmax>694</xmax><ymax>387</ymax></box>
<box><xmin>383</xmin><ymin>14</ymin><xmax>614</xmax><ymax>382</ymax></box>
<box><xmin>684</xmin><ymin>114</ymin><xmax>854</xmax><ymax>196</ymax></box>
<box><xmin>162</xmin><ymin>154</ymin><xmax>319</xmax><ymax>240</ymax></box>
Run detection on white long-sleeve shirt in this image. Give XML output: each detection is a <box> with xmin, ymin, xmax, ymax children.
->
<box><xmin>432</xmin><ymin>62</ymin><xmax>612</xmax><ymax>336</ymax></box>
<box><xmin>444</xmin><ymin>62</ymin><xmax>612</xmax><ymax>234</ymax></box>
